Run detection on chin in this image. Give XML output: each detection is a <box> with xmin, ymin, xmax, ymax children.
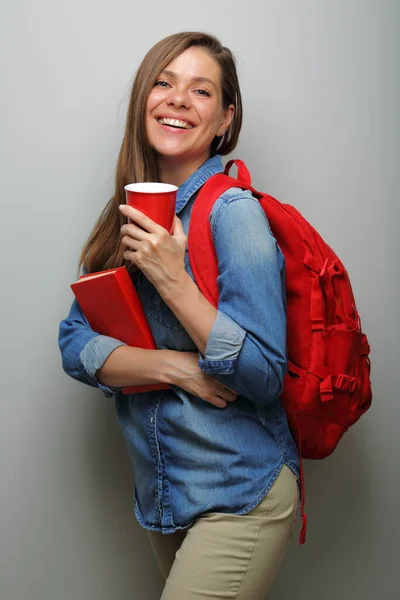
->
<box><xmin>154</xmin><ymin>144</ymin><xmax>197</xmax><ymax>160</ymax></box>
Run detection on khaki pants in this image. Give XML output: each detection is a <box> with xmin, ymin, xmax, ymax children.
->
<box><xmin>148</xmin><ymin>465</ymin><xmax>299</xmax><ymax>600</ymax></box>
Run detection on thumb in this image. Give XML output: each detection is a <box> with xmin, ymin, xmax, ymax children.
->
<box><xmin>172</xmin><ymin>215</ymin><xmax>186</xmax><ymax>240</ymax></box>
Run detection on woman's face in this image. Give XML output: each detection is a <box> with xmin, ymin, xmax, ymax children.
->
<box><xmin>146</xmin><ymin>47</ymin><xmax>234</xmax><ymax>165</ymax></box>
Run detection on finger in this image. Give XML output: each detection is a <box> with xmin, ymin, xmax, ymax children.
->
<box><xmin>123</xmin><ymin>250</ymin><xmax>137</xmax><ymax>263</ymax></box>
<box><xmin>225</xmin><ymin>387</ymin><xmax>238</xmax><ymax>400</ymax></box>
<box><xmin>208</xmin><ymin>397</ymin><xmax>228</xmax><ymax>409</ymax></box>
<box><xmin>119</xmin><ymin>204</ymin><xmax>164</xmax><ymax>234</ymax></box>
<box><xmin>121</xmin><ymin>223</ymin><xmax>149</xmax><ymax>241</ymax></box>
<box><xmin>218</xmin><ymin>389</ymin><xmax>237</xmax><ymax>402</ymax></box>
<box><xmin>172</xmin><ymin>215</ymin><xmax>185</xmax><ymax>237</ymax></box>
<box><xmin>225</xmin><ymin>385</ymin><xmax>237</xmax><ymax>394</ymax></box>
<box><xmin>224</xmin><ymin>393</ymin><xmax>237</xmax><ymax>402</ymax></box>
<box><xmin>121</xmin><ymin>235</ymin><xmax>141</xmax><ymax>251</ymax></box>
<box><xmin>214</xmin><ymin>383</ymin><xmax>237</xmax><ymax>402</ymax></box>
<box><xmin>172</xmin><ymin>218</ymin><xmax>188</xmax><ymax>249</ymax></box>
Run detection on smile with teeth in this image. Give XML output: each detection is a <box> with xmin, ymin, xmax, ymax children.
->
<box><xmin>158</xmin><ymin>117</ymin><xmax>194</xmax><ymax>129</ymax></box>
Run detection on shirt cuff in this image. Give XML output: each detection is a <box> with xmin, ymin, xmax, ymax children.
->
<box><xmin>79</xmin><ymin>335</ymin><xmax>126</xmax><ymax>397</ymax></box>
<box><xmin>198</xmin><ymin>310</ymin><xmax>246</xmax><ymax>375</ymax></box>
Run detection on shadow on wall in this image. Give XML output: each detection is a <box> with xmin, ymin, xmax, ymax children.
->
<box><xmin>269</xmin><ymin>427</ymin><xmax>373</xmax><ymax>599</ymax></box>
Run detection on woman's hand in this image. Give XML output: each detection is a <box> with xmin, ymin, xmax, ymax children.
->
<box><xmin>119</xmin><ymin>204</ymin><xmax>188</xmax><ymax>295</ymax></box>
<box><xmin>169</xmin><ymin>352</ymin><xmax>237</xmax><ymax>409</ymax></box>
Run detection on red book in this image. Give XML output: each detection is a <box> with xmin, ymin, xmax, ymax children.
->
<box><xmin>70</xmin><ymin>266</ymin><xmax>170</xmax><ymax>395</ymax></box>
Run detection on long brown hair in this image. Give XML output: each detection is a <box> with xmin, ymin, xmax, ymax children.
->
<box><xmin>79</xmin><ymin>31</ymin><xmax>243</xmax><ymax>274</ymax></box>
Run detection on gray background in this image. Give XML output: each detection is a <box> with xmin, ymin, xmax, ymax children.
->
<box><xmin>1</xmin><ymin>0</ymin><xmax>398</xmax><ymax>598</ymax></box>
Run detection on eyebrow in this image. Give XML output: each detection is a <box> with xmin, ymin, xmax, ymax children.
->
<box><xmin>159</xmin><ymin>70</ymin><xmax>217</xmax><ymax>90</ymax></box>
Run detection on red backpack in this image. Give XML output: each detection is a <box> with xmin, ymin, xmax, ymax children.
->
<box><xmin>188</xmin><ymin>160</ymin><xmax>372</xmax><ymax>543</ymax></box>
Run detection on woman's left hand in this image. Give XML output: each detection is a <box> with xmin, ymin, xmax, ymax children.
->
<box><xmin>119</xmin><ymin>204</ymin><xmax>188</xmax><ymax>295</ymax></box>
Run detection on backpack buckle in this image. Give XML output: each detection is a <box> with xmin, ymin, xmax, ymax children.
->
<box><xmin>335</xmin><ymin>374</ymin><xmax>358</xmax><ymax>393</ymax></box>
<box><xmin>311</xmin><ymin>317</ymin><xmax>324</xmax><ymax>332</ymax></box>
<box><xmin>320</xmin><ymin>374</ymin><xmax>358</xmax><ymax>402</ymax></box>
<box><xmin>328</xmin><ymin>260</ymin><xmax>343</xmax><ymax>279</ymax></box>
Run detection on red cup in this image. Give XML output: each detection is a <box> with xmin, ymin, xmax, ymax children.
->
<box><xmin>124</xmin><ymin>182</ymin><xmax>178</xmax><ymax>233</ymax></box>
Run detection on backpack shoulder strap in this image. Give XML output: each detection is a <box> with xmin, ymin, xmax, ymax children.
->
<box><xmin>188</xmin><ymin>170</ymin><xmax>258</xmax><ymax>306</ymax></box>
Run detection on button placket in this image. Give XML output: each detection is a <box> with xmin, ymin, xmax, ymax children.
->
<box><xmin>148</xmin><ymin>395</ymin><xmax>168</xmax><ymax>525</ymax></box>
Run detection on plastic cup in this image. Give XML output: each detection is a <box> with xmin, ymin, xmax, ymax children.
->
<box><xmin>124</xmin><ymin>182</ymin><xmax>178</xmax><ymax>233</ymax></box>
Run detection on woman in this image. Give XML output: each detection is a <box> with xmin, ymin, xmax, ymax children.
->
<box><xmin>59</xmin><ymin>31</ymin><xmax>300</xmax><ymax>599</ymax></box>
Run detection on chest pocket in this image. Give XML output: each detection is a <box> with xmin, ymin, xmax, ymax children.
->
<box><xmin>146</xmin><ymin>251</ymin><xmax>196</xmax><ymax>332</ymax></box>
<box><xmin>140</xmin><ymin>272</ymin><xmax>184</xmax><ymax>332</ymax></box>
<box><xmin>148</xmin><ymin>289</ymin><xmax>185</xmax><ymax>331</ymax></box>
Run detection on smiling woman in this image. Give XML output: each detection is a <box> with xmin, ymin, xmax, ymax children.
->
<box><xmin>145</xmin><ymin>48</ymin><xmax>234</xmax><ymax>183</ymax></box>
<box><xmin>58</xmin><ymin>31</ymin><xmax>300</xmax><ymax>600</ymax></box>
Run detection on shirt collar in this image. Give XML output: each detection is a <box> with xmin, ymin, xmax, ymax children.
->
<box><xmin>176</xmin><ymin>154</ymin><xmax>224</xmax><ymax>214</ymax></box>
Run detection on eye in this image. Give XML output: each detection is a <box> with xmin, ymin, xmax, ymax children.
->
<box><xmin>194</xmin><ymin>89</ymin><xmax>211</xmax><ymax>97</ymax></box>
<box><xmin>154</xmin><ymin>80</ymin><xmax>170</xmax><ymax>88</ymax></box>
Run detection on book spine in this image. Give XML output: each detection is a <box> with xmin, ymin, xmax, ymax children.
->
<box><xmin>122</xmin><ymin>382</ymin><xmax>170</xmax><ymax>395</ymax></box>
<box><xmin>114</xmin><ymin>270</ymin><xmax>171</xmax><ymax>394</ymax></box>
<box><xmin>115</xmin><ymin>268</ymin><xmax>156</xmax><ymax>349</ymax></box>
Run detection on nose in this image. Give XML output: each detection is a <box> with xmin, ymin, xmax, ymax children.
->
<box><xmin>166</xmin><ymin>85</ymin><xmax>191</xmax><ymax>109</ymax></box>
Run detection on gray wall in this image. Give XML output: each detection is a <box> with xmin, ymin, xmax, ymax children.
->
<box><xmin>1</xmin><ymin>1</ymin><xmax>398</xmax><ymax>598</ymax></box>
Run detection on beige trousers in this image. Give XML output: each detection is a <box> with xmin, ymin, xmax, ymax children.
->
<box><xmin>147</xmin><ymin>465</ymin><xmax>299</xmax><ymax>600</ymax></box>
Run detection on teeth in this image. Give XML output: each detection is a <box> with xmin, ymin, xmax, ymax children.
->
<box><xmin>158</xmin><ymin>118</ymin><xmax>193</xmax><ymax>129</ymax></box>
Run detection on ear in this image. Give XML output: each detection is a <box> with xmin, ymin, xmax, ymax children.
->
<box><xmin>217</xmin><ymin>104</ymin><xmax>235</xmax><ymax>136</ymax></box>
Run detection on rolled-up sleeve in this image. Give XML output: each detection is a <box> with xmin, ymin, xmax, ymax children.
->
<box><xmin>198</xmin><ymin>310</ymin><xmax>246</xmax><ymax>374</ymax></box>
<box><xmin>58</xmin><ymin>297</ymin><xmax>126</xmax><ymax>398</ymax></box>
<box><xmin>79</xmin><ymin>335</ymin><xmax>125</xmax><ymax>396</ymax></box>
<box><xmin>197</xmin><ymin>189</ymin><xmax>288</xmax><ymax>406</ymax></box>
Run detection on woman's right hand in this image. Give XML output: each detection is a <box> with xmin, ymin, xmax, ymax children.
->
<box><xmin>168</xmin><ymin>352</ymin><xmax>237</xmax><ymax>409</ymax></box>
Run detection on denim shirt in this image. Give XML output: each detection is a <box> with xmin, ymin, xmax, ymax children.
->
<box><xmin>58</xmin><ymin>155</ymin><xmax>300</xmax><ymax>533</ymax></box>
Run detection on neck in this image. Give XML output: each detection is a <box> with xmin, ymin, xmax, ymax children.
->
<box><xmin>157</xmin><ymin>152</ymin><xmax>211</xmax><ymax>187</ymax></box>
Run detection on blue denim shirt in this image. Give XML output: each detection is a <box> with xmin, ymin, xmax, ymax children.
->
<box><xmin>58</xmin><ymin>155</ymin><xmax>300</xmax><ymax>533</ymax></box>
